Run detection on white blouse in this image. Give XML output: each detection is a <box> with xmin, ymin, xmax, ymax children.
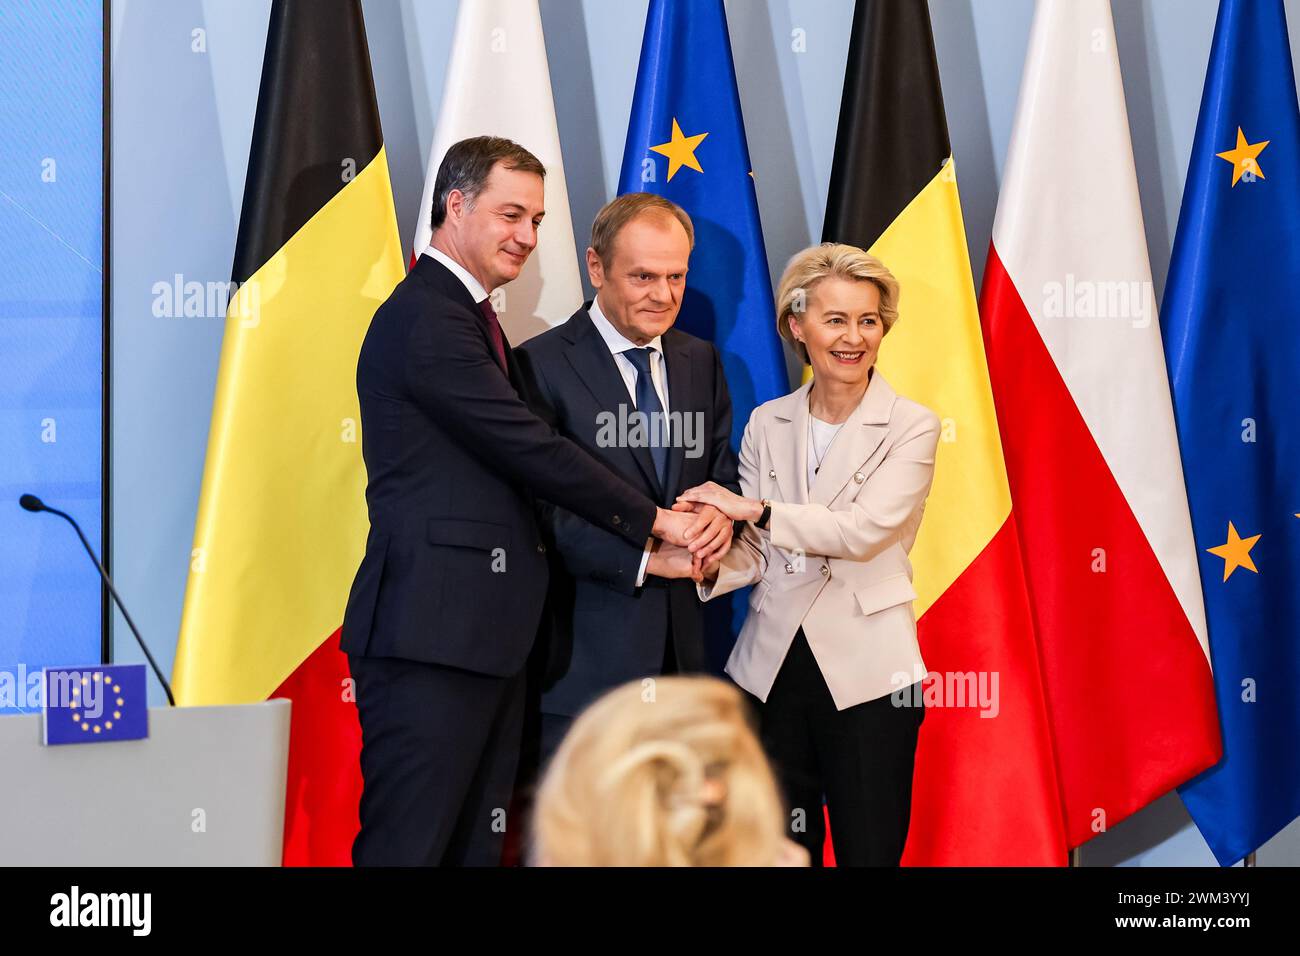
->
<box><xmin>806</xmin><ymin>414</ymin><xmax>845</xmax><ymax>490</ymax></box>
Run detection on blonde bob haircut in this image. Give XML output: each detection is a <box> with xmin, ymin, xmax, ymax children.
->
<box><xmin>530</xmin><ymin>676</ymin><xmax>788</xmax><ymax>867</ymax></box>
<box><xmin>776</xmin><ymin>242</ymin><xmax>901</xmax><ymax>364</ymax></box>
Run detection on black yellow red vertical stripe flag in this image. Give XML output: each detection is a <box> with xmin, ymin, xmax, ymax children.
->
<box><xmin>822</xmin><ymin>0</ymin><xmax>1065</xmax><ymax>865</ymax></box>
<box><xmin>172</xmin><ymin>0</ymin><xmax>404</xmax><ymax>866</ymax></box>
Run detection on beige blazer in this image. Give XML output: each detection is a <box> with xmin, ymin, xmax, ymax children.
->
<box><xmin>700</xmin><ymin>370</ymin><xmax>940</xmax><ymax>710</ymax></box>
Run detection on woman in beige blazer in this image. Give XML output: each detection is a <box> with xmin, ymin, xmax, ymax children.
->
<box><xmin>676</xmin><ymin>243</ymin><xmax>939</xmax><ymax>866</ymax></box>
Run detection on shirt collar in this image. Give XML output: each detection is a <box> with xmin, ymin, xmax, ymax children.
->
<box><xmin>588</xmin><ymin>296</ymin><xmax>663</xmax><ymax>357</ymax></box>
<box><xmin>424</xmin><ymin>245</ymin><xmax>488</xmax><ymax>304</ymax></box>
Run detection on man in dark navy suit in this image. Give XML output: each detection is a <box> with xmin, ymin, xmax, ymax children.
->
<box><xmin>341</xmin><ymin>138</ymin><xmax>723</xmax><ymax>866</ymax></box>
<box><xmin>516</xmin><ymin>194</ymin><xmax>739</xmax><ymax>769</ymax></box>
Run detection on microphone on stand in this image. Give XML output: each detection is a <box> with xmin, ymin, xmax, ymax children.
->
<box><xmin>20</xmin><ymin>493</ymin><xmax>176</xmax><ymax>706</ymax></box>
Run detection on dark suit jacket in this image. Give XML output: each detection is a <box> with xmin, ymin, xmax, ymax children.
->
<box><xmin>516</xmin><ymin>304</ymin><xmax>740</xmax><ymax>717</ymax></box>
<box><xmin>341</xmin><ymin>256</ymin><xmax>658</xmax><ymax>677</ymax></box>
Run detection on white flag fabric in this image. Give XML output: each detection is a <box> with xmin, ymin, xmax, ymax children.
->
<box><xmin>413</xmin><ymin>0</ymin><xmax>581</xmax><ymax>343</ymax></box>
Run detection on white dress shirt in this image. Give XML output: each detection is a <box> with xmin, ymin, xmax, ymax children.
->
<box><xmin>424</xmin><ymin>245</ymin><xmax>489</xmax><ymax>304</ymax></box>
<box><xmin>588</xmin><ymin>297</ymin><xmax>670</xmax><ymax>586</ymax></box>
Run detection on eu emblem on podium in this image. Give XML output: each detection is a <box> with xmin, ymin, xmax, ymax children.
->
<box><xmin>42</xmin><ymin>664</ymin><xmax>149</xmax><ymax>746</ymax></box>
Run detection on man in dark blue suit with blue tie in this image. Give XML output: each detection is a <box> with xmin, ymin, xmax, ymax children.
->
<box><xmin>341</xmin><ymin>140</ymin><xmax>721</xmax><ymax>866</ymax></box>
<box><xmin>516</xmin><ymin>193</ymin><xmax>740</xmax><ymax>768</ymax></box>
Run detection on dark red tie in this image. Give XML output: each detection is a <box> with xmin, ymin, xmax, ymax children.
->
<box><xmin>478</xmin><ymin>298</ymin><xmax>508</xmax><ymax>373</ymax></box>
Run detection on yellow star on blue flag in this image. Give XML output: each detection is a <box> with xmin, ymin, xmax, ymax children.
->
<box><xmin>650</xmin><ymin>118</ymin><xmax>708</xmax><ymax>181</ymax></box>
<box><xmin>1205</xmin><ymin>521</ymin><xmax>1261</xmax><ymax>581</ymax></box>
<box><xmin>1215</xmin><ymin>126</ymin><xmax>1269</xmax><ymax>185</ymax></box>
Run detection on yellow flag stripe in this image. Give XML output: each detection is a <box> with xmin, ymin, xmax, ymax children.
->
<box><xmin>841</xmin><ymin>161</ymin><xmax>1013</xmax><ymax>617</ymax></box>
<box><xmin>173</xmin><ymin>149</ymin><xmax>405</xmax><ymax>705</ymax></box>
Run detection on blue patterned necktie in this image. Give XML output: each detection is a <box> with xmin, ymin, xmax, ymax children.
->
<box><xmin>623</xmin><ymin>346</ymin><xmax>668</xmax><ymax>486</ymax></box>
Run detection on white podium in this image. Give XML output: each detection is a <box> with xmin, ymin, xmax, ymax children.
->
<box><xmin>0</xmin><ymin>699</ymin><xmax>290</xmax><ymax>865</ymax></box>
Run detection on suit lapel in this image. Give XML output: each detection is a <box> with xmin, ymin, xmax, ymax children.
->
<box><xmin>563</xmin><ymin>308</ymin><xmax>664</xmax><ymax>498</ymax></box>
<box><xmin>414</xmin><ymin>254</ymin><xmax>504</xmax><ymax>378</ymax></box>
<box><xmin>413</xmin><ymin>253</ymin><xmax>479</xmax><ymax>312</ymax></box>
<box><xmin>661</xmin><ymin>332</ymin><xmax>693</xmax><ymax>500</ymax></box>
<box><xmin>808</xmin><ymin>369</ymin><xmax>897</xmax><ymax>506</ymax></box>
<box><xmin>763</xmin><ymin>381</ymin><xmax>812</xmax><ymax>504</ymax></box>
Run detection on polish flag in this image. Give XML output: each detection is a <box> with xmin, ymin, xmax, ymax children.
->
<box><xmin>412</xmin><ymin>0</ymin><xmax>582</xmax><ymax>343</ymax></box>
<box><xmin>978</xmin><ymin>0</ymin><xmax>1221</xmax><ymax>847</ymax></box>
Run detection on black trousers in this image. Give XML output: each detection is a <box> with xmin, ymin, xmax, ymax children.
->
<box><xmin>349</xmin><ymin>654</ymin><xmax>525</xmax><ymax>866</ymax></box>
<box><xmin>749</xmin><ymin>628</ymin><xmax>925</xmax><ymax>867</ymax></box>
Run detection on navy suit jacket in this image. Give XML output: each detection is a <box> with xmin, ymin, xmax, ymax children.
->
<box><xmin>516</xmin><ymin>305</ymin><xmax>740</xmax><ymax>716</ymax></box>
<box><xmin>341</xmin><ymin>257</ymin><xmax>658</xmax><ymax>677</ymax></box>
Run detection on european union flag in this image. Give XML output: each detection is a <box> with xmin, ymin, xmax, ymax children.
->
<box><xmin>618</xmin><ymin>0</ymin><xmax>788</xmax><ymax>449</ymax></box>
<box><xmin>42</xmin><ymin>664</ymin><xmax>149</xmax><ymax>746</ymax></box>
<box><xmin>1163</xmin><ymin>0</ymin><xmax>1300</xmax><ymax>866</ymax></box>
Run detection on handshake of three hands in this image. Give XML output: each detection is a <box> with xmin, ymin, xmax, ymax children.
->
<box><xmin>649</xmin><ymin>482</ymin><xmax>765</xmax><ymax>584</ymax></box>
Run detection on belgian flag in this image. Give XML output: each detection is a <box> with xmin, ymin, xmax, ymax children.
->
<box><xmin>822</xmin><ymin>0</ymin><xmax>1065</xmax><ymax>864</ymax></box>
<box><xmin>172</xmin><ymin>0</ymin><xmax>404</xmax><ymax>865</ymax></box>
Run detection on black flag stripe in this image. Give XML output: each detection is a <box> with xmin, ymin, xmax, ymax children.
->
<box><xmin>232</xmin><ymin>0</ymin><xmax>384</xmax><ymax>284</ymax></box>
<box><xmin>822</xmin><ymin>0</ymin><xmax>951</xmax><ymax>249</ymax></box>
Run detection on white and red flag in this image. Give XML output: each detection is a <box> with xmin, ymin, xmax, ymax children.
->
<box><xmin>412</xmin><ymin>0</ymin><xmax>581</xmax><ymax>343</ymax></box>
<box><xmin>979</xmin><ymin>0</ymin><xmax>1221</xmax><ymax>847</ymax></box>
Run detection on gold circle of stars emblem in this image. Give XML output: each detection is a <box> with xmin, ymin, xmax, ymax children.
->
<box><xmin>70</xmin><ymin>672</ymin><xmax>125</xmax><ymax>734</ymax></box>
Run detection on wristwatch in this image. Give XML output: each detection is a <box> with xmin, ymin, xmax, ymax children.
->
<box><xmin>757</xmin><ymin>499</ymin><xmax>772</xmax><ymax>530</ymax></box>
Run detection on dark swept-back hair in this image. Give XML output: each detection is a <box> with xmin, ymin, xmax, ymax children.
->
<box><xmin>429</xmin><ymin>135</ymin><xmax>546</xmax><ymax>232</ymax></box>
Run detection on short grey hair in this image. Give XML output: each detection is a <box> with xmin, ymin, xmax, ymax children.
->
<box><xmin>430</xmin><ymin>136</ymin><xmax>546</xmax><ymax>231</ymax></box>
<box><xmin>589</xmin><ymin>193</ymin><xmax>695</xmax><ymax>265</ymax></box>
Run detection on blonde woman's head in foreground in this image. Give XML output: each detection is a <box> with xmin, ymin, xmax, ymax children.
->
<box><xmin>531</xmin><ymin>676</ymin><xmax>791</xmax><ymax>867</ymax></box>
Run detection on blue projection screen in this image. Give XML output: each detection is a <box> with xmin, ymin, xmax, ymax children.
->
<box><xmin>0</xmin><ymin>3</ymin><xmax>106</xmax><ymax>705</ymax></box>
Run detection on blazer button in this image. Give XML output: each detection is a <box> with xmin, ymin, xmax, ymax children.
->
<box><xmin>768</xmin><ymin>470</ymin><xmax>777</xmax><ymax>479</ymax></box>
<box><xmin>784</xmin><ymin>563</ymin><xmax>794</xmax><ymax>574</ymax></box>
<box><xmin>536</xmin><ymin>544</ymin><xmax>546</xmax><ymax>554</ymax></box>
<box><xmin>612</xmin><ymin>514</ymin><xmax>621</xmax><ymax>525</ymax></box>
<box><xmin>853</xmin><ymin>472</ymin><xmax>865</xmax><ymax>484</ymax></box>
<box><xmin>820</xmin><ymin>565</ymin><xmax>829</xmax><ymax>576</ymax></box>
